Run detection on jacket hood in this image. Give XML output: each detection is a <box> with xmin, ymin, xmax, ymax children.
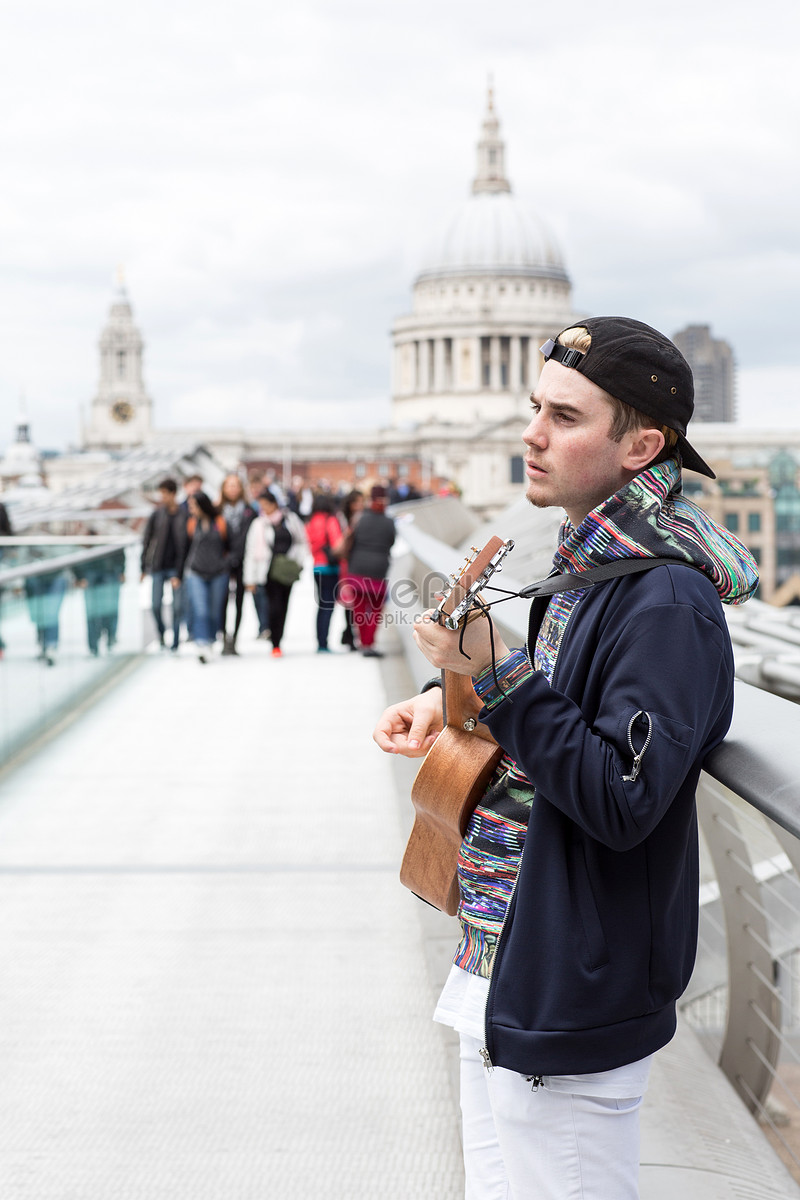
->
<box><xmin>554</xmin><ymin>458</ymin><xmax>759</xmax><ymax>605</ymax></box>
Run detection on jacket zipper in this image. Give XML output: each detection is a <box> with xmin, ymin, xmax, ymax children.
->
<box><xmin>480</xmin><ymin>589</ymin><xmax>572</xmax><ymax>1073</ymax></box>
<box><xmin>480</xmin><ymin>869</ymin><xmax>518</xmax><ymax>1071</ymax></box>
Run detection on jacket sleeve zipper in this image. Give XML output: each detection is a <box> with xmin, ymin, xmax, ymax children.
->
<box><xmin>622</xmin><ymin>710</ymin><xmax>653</xmax><ymax>782</ymax></box>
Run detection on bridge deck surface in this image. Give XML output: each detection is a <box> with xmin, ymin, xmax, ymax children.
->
<box><xmin>0</xmin><ymin>574</ymin><xmax>796</xmax><ymax>1197</ymax></box>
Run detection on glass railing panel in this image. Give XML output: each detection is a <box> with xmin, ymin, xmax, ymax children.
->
<box><xmin>0</xmin><ymin>540</ymin><xmax>143</xmax><ymax>766</ymax></box>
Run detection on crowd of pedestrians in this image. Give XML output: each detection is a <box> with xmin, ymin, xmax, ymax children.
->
<box><xmin>0</xmin><ymin>471</ymin><xmax>410</xmax><ymax>665</ymax></box>
<box><xmin>140</xmin><ymin>471</ymin><xmax>405</xmax><ymax>664</ymax></box>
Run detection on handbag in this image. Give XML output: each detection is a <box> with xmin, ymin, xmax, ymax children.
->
<box><xmin>268</xmin><ymin>553</ymin><xmax>302</xmax><ymax>586</ymax></box>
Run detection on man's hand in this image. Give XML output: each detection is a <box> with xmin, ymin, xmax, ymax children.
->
<box><xmin>412</xmin><ymin>610</ymin><xmax>509</xmax><ymax>677</ymax></box>
<box><xmin>373</xmin><ymin>689</ymin><xmax>444</xmax><ymax>758</ymax></box>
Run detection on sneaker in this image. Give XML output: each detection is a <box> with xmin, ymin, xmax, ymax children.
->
<box><xmin>361</xmin><ymin>647</ymin><xmax>384</xmax><ymax>658</ymax></box>
<box><xmin>271</xmin><ymin>647</ymin><xmax>283</xmax><ymax>658</ymax></box>
<box><xmin>221</xmin><ymin>636</ymin><xmax>236</xmax><ymax>656</ymax></box>
<box><xmin>317</xmin><ymin>646</ymin><xmax>332</xmax><ymax>654</ymax></box>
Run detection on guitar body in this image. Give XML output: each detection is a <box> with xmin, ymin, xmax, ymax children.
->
<box><xmin>401</xmin><ymin>721</ymin><xmax>502</xmax><ymax>915</ymax></box>
<box><xmin>399</xmin><ymin>537</ymin><xmax>513</xmax><ymax>916</ymax></box>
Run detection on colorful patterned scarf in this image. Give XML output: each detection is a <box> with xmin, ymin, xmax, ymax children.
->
<box><xmin>554</xmin><ymin>458</ymin><xmax>759</xmax><ymax>605</ymax></box>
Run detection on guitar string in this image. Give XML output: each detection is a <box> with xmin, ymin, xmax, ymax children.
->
<box><xmin>456</xmin><ymin>595</ymin><xmax>510</xmax><ymax>699</ymax></box>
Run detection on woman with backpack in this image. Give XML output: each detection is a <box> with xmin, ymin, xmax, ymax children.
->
<box><xmin>184</xmin><ymin>491</ymin><xmax>231</xmax><ymax>664</ymax></box>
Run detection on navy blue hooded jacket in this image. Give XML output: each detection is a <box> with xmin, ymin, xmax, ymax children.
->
<box><xmin>479</xmin><ymin>563</ymin><xmax>734</xmax><ymax>1076</ymax></box>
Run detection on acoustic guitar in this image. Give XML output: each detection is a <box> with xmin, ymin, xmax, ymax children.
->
<box><xmin>400</xmin><ymin>537</ymin><xmax>515</xmax><ymax>915</ymax></box>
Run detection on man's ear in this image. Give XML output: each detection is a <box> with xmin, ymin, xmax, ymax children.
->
<box><xmin>623</xmin><ymin>428</ymin><xmax>665</xmax><ymax>472</ymax></box>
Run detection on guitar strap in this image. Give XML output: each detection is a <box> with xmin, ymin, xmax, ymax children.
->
<box><xmin>520</xmin><ymin>557</ymin><xmax>709</xmax><ymax>649</ymax></box>
<box><xmin>421</xmin><ymin>557</ymin><xmax>709</xmax><ymax>692</ymax></box>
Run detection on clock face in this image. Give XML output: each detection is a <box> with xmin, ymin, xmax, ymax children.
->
<box><xmin>111</xmin><ymin>400</ymin><xmax>135</xmax><ymax>424</ymax></box>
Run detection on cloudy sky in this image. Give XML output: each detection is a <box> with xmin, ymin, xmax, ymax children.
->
<box><xmin>1</xmin><ymin>0</ymin><xmax>799</xmax><ymax>452</ymax></box>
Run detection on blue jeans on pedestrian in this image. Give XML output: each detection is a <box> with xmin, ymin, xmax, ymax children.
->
<box><xmin>151</xmin><ymin>569</ymin><xmax>182</xmax><ymax>646</ymax></box>
<box><xmin>184</xmin><ymin>571</ymin><xmax>229</xmax><ymax>647</ymax></box>
<box><xmin>313</xmin><ymin>568</ymin><xmax>338</xmax><ymax>649</ymax></box>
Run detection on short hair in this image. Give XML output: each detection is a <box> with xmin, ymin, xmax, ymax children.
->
<box><xmin>258</xmin><ymin>488</ymin><xmax>278</xmax><ymax>506</ymax></box>
<box><xmin>184</xmin><ymin>473</ymin><xmax>204</xmax><ymax>485</ymax></box>
<box><xmin>157</xmin><ymin>477</ymin><xmax>178</xmax><ymax>494</ymax></box>
<box><xmin>557</xmin><ymin>326</ymin><xmax>679</xmax><ymax>461</ymax></box>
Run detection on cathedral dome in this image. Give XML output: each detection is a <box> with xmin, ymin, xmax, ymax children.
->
<box><xmin>415</xmin><ymin>87</ymin><xmax>569</xmax><ymax>286</ymax></box>
<box><xmin>417</xmin><ymin>191</ymin><xmax>568</xmax><ymax>283</ymax></box>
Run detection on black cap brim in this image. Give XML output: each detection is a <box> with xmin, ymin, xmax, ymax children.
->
<box><xmin>678</xmin><ymin>436</ymin><xmax>715</xmax><ymax>479</ymax></box>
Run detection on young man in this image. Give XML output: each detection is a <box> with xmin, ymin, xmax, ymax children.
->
<box><xmin>373</xmin><ymin>317</ymin><xmax>758</xmax><ymax>1200</ymax></box>
<box><xmin>141</xmin><ymin>478</ymin><xmax>188</xmax><ymax>650</ymax></box>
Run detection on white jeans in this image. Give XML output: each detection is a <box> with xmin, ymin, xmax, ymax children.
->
<box><xmin>459</xmin><ymin>1034</ymin><xmax>644</xmax><ymax>1200</ymax></box>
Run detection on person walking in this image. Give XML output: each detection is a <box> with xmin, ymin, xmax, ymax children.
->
<box><xmin>243</xmin><ymin>489</ymin><xmax>306</xmax><ymax>657</ymax></box>
<box><xmin>178</xmin><ymin>474</ymin><xmax>204</xmax><ymax>640</ymax></box>
<box><xmin>373</xmin><ymin>317</ymin><xmax>759</xmax><ymax>1200</ymax></box>
<box><xmin>306</xmin><ymin>494</ymin><xmax>346</xmax><ymax>653</ymax></box>
<box><xmin>140</xmin><ymin>478</ymin><xmax>188</xmax><ymax>651</ymax></box>
<box><xmin>25</xmin><ymin>566</ymin><xmax>67</xmax><ymax>666</ymax></box>
<box><xmin>0</xmin><ymin>500</ymin><xmax>12</xmax><ymax>659</ymax></box>
<box><xmin>344</xmin><ymin>484</ymin><xmax>395</xmax><ymax>657</ymax></box>
<box><xmin>337</xmin><ymin>489</ymin><xmax>363</xmax><ymax>651</ymax></box>
<box><xmin>75</xmin><ymin>545</ymin><xmax>126</xmax><ymax>656</ymax></box>
<box><xmin>183</xmin><ymin>491</ymin><xmax>231</xmax><ymax>664</ymax></box>
<box><xmin>218</xmin><ymin>473</ymin><xmax>257</xmax><ymax>656</ymax></box>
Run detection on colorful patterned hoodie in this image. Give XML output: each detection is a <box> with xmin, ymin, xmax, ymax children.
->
<box><xmin>453</xmin><ymin>458</ymin><xmax>758</xmax><ymax>979</ymax></box>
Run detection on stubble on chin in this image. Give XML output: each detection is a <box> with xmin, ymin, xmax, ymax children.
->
<box><xmin>525</xmin><ymin>484</ymin><xmax>550</xmax><ymax>510</ymax></box>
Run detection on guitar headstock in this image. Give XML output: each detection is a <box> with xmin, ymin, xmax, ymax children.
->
<box><xmin>433</xmin><ymin>536</ymin><xmax>515</xmax><ymax>631</ymax></box>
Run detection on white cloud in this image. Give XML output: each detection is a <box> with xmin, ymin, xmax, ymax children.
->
<box><xmin>1</xmin><ymin>0</ymin><xmax>800</xmax><ymax>451</ymax></box>
<box><xmin>738</xmin><ymin>366</ymin><xmax>800</xmax><ymax>430</ymax></box>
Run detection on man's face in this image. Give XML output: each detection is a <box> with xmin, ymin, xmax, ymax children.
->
<box><xmin>159</xmin><ymin>488</ymin><xmax>175</xmax><ymax>508</ymax></box>
<box><xmin>522</xmin><ymin>360</ymin><xmax>638</xmax><ymax>527</ymax></box>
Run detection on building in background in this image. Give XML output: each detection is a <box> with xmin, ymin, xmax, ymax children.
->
<box><xmin>770</xmin><ymin>450</ymin><xmax>800</xmax><ymax>603</ymax></box>
<box><xmin>0</xmin><ymin>402</ymin><xmax>44</xmax><ymax>491</ymax></box>
<box><xmin>672</xmin><ymin>324</ymin><xmax>736</xmax><ymax>422</ymax></box>
<box><xmin>83</xmin><ymin>279</ymin><xmax>153</xmax><ymax>450</ymax></box>
<box><xmin>390</xmin><ymin>86</ymin><xmax>579</xmax><ymax>429</ymax></box>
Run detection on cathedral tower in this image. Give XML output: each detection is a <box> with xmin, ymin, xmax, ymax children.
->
<box><xmin>84</xmin><ymin>278</ymin><xmax>153</xmax><ymax>448</ymax></box>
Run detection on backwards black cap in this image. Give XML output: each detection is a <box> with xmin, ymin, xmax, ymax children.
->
<box><xmin>541</xmin><ymin>316</ymin><xmax>715</xmax><ymax>479</ymax></box>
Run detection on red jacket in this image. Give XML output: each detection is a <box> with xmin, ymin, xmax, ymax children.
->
<box><xmin>306</xmin><ymin>513</ymin><xmax>343</xmax><ymax>568</ymax></box>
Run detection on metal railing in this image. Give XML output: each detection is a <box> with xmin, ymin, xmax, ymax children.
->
<box><xmin>390</xmin><ymin>510</ymin><xmax>800</xmax><ymax>1193</ymax></box>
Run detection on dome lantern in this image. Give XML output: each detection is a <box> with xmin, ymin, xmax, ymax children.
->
<box><xmin>472</xmin><ymin>81</ymin><xmax>511</xmax><ymax>196</ymax></box>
